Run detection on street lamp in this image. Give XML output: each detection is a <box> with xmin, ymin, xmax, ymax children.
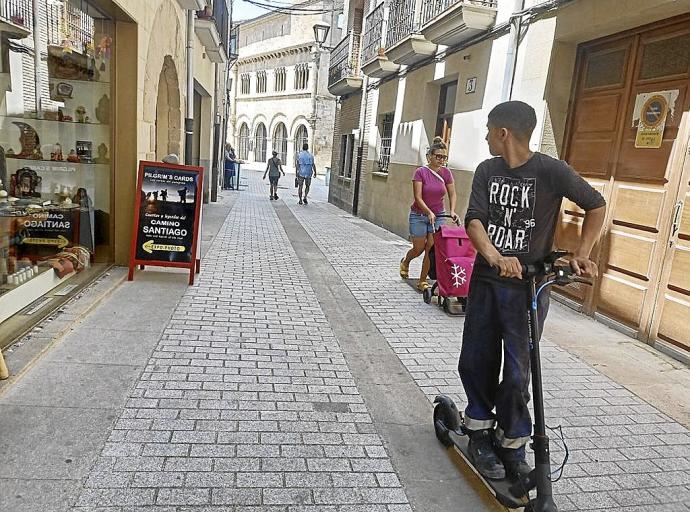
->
<box><xmin>313</xmin><ymin>22</ymin><xmax>331</xmax><ymax>49</ymax></box>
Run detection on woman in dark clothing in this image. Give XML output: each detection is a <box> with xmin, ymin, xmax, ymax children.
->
<box><xmin>223</xmin><ymin>144</ymin><xmax>237</xmax><ymax>190</ymax></box>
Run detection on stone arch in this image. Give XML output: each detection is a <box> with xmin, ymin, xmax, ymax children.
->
<box><xmin>268</xmin><ymin>112</ymin><xmax>289</xmax><ymax>138</ymax></box>
<box><xmin>289</xmin><ymin>116</ymin><xmax>311</xmax><ymax>140</ymax></box>
<box><xmin>251</xmin><ymin>113</ymin><xmax>268</xmax><ymax>134</ymax></box>
<box><xmin>142</xmin><ymin>0</ymin><xmax>186</xmax><ymax>160</ymax></box>
<box><xmin>155</xmin><ymin>56</ymin><xmax>181</xmax><ymax>159</ymax></box>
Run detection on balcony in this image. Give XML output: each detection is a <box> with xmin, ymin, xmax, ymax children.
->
<box><xmin>0</xmin><ymin>0</ymin><xmax>32</xmax><ymax>38</ymax></box>
<box><xmin>360</xmin><ymin>2</ymin><xmax>400</xmax><ymax>79</ymax></box>
<box><xmin>385</xmin><ymin>0</ymin><xmax>436</xmax><ymax>66</ymax></box>
<box><xmin>328</xmin><ymin>32</ymin><xmax>363</xmax><ymax>96</ymax></box>
<box><xmin>195</xmin><ymin>0</ymin><xmax>230</xmax><ymax>63</ymax></box>
<box><xmin>420</xmin><ymin>0</ymin><xmax>498</xmax><ymax>47</ymax></box>
<box><xmin>385</xmin><ymin>0</ymin><xmax>497</xmax><ymax>66</ymax></box>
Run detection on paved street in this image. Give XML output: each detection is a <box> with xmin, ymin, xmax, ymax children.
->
<box><xmin>1</xmin><ymin>169</ymin><xmax>689</xmax><ymax>511</ymax></box>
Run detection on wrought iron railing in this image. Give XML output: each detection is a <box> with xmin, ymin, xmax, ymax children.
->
<box><xmin>385</xmin><ymin>0</ymin><xmax>416</xmax><ymax>49</ymax></box>
<box><xmin>212</xmin><ymin>0</ymin><xmax>230</xmax><ymax>53</ymax></box>
<box><xmin>420</xmin><ymin>0</ymin><xmax>497</xmax><ymax>27</ymax></box>
<box><xmin>0</xmin><ymin>0</ymin><xmax>31</xmax><ymax>30</ymax></box>
<box><xmin>328</xmin><ymin>32</ymin><xmax>362</xmax><ymax>87</ymax></box>
<box><xmin>362</xmin><ymin>2</ymin><xmax>385</xmax><ymax>63</ymax></box>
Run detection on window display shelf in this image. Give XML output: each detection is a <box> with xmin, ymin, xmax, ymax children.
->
<box><xmin>2</xmin><ymin>115</ymin><xmax>109</xmax><ymax>127</ymax></box>
<box><xmin>5</xmin><ymin>158</ymin><xmax>111</xmax><ymax>168</ymax></box>
<box><xmin>0</xmin><ymin>267</ymin><xmax>74</xmax><ymax>323</ymax></box>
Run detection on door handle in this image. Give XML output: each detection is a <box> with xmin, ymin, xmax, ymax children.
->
<box><xmin>669</xmin><ymin>200</ymin><xmax>684</xmax><ymax>247</ymax></box>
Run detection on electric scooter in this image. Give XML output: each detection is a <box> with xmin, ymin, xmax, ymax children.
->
<box><xmin>432</xmin><ymin>250</ymin><xmax>591</xmax><ymax>511</ymax></box>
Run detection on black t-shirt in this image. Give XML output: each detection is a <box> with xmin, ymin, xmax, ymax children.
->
<box><xmin>465</xmin><ymin>152</ymin><xmax>606</xmax><ymax>283</ymax></box>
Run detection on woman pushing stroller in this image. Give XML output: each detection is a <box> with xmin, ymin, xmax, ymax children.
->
<box><xmin>400</xmin><ymin>137</ymin><xmax>458</xmax><ymax>291</ymax></box>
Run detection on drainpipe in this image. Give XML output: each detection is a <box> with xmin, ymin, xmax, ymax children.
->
<box><xmin>352</xmin><ymin>75</ymin><xmax>369</xmax><ymax>216</ymax></box>
<box><xmin>32</xmin><ymin>0</ymin><xmax>41</xmax><ymax>114</ymax></box>
<box><xmin>185</xmin><ymin>10</ymin><xmax>195</xmax><ymax>165</ymax></box>
<box><xmin>211</xmin><ymin>63</ymin><xmax>220</xmax><ymax>202</ymax></box>
<box><xmin>500</xmin><ymin>0</ymin><xmax>525</xmax><ymax>102</ymax></box>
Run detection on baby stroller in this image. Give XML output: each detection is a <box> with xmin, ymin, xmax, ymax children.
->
<box><xmin>422</xmin><ymin>215</ymin><xmax>476</xmax><ymax>315</ymax></box>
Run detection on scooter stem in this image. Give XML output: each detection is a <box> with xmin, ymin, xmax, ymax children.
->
<box><xmin>527</xmin><ymin>277</ymin><xmax>558</xmax><ymax>512</ymax></box>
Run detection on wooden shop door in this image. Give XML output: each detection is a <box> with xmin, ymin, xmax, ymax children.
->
<box><xmin>557</xmin><ymin>16</ymin><xmax>690</xmax><ymax>354</ymax></box>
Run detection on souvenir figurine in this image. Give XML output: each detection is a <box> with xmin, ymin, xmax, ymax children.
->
<box><xmin>76</xmin><ymin>141</ymin><xmax>92</xmax><ymax>163</ymax></box>
<box><xmin>67</xmin><ymin>149</ymin><xmax>79</xmax><ymax>163</ymax></box>
<box><xmin>51</xmin><ymin>142</ymin><xmax>63</xmax><ymax>161</ymax></box>
<box><xmin>94</xmin><ymin>143</ymin><xmax>109</xmax><ymax>164</ymax></box>
<box><xmin>75</xmin><ymin>106</ymin><xmax>87</xmax><ymax>123</ymax></box>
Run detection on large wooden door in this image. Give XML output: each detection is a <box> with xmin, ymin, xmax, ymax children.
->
<box><xmin>558</xmin><ymin>16</ymin><xmax>690</xmax><ymax>353</ymax></box>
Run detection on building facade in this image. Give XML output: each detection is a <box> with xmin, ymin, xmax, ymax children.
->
<box><xmin>230</xmin><ymin>1</ymin><xmax>343</xmax><ymax>171</ymax></box>
<box><xmin>327</xmin><ymin>0</ymin><xmax>690</xmax><ymax>361</ymax></box>
<box><xmin>0</xmin><ymin>0</ymin><xmax>232</xmax><ymax>352</ymax></box>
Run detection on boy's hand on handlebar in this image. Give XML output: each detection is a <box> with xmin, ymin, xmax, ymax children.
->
<box><xmin>489</xmin><ymin>254</ymin><xmax>523</xmax><ymax>279</ymax></box>
<box><xmin>570</xmin><ymin>255</ymin><xmax>598</xmax><ymax>277</ymax></box>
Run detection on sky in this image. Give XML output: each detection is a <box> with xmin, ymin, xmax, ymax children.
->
<box><xmin>233</xmin><ymin>0</ymin><xmax>271</xmax><ymax>22</ymax></box>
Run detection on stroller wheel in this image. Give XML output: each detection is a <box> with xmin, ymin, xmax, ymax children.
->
<box><xmin>423</xmin><ymin>287</ymin><xmax>432</xmax><ymax>304</ymax></box>
<box><xmin>442</xmin><ymin>297</ymin><xmax>451</xmax><ymax>313</ymax></box>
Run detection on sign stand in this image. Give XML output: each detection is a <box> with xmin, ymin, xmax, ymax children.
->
<box><xmin>128</xmin><ymin>161</ymin><xmax>204</xmax><ymax>285</ymax></box>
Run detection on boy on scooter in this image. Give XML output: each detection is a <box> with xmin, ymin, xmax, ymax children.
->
<box><xmin>460</xmin><ymin>101</ymin><xmax>606</xmax><ymax>481</ymax></box>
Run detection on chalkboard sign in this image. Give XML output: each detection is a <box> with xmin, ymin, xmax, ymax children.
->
<box><xmin>128</xmin><ymin>161</ymin><xmax>203</xmax><ymax>285</ymax></box>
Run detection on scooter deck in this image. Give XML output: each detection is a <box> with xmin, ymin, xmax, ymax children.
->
<box><xmin>446</xmin><ymin>430</ymin><xmax>531</xmax><ymax>510</ymax></box>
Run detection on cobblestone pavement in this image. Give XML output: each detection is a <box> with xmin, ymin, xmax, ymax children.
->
<box><xmin>288</xmin><ymin>179</ymin><xmax>690</xmax><ymax>512</ymax></box>
<box><xmin>72</xmin><ymin>176</ymin><xmax>412</xmax><ymax>512</ymax></box>
<box><xmin>72</xmin><ymin>171</ymin><xmax>690</xmax><ymax>512</ymax></box>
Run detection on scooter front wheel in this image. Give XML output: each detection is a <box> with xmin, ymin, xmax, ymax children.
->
<box><xmin>433</xmin><ymin>404</ymin><xmax>453</xmax><ymax>447</ymax></box>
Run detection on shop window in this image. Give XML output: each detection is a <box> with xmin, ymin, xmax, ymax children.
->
<box><xmin>0</xmin><ymin>0</ymin><xmax>115</xmax><ymax>345</ymax></box>
<box><xmin>639</xmin><ymin>32</ymin><xmax>690</xmax><ymax>80</ymax></box>
<box><xmin>240</xmin><ymin>73</ymin><xmax>250</xmax><ymax>94</ymax></box>
<box><xmin>377</xmin><ymin>112</ymin><xmax>394</xmax><ymax>173</ymax></box>
<box><xmin>435</xmin><ymin>81</ymin><xmax>457</xmax><ymax>146</ymax></box>
<box><xmin>295</xmin><ymin>63</ymin><xmax>309</xmax><ymax>90</ymax></box>
<box><xmin>275</xmin><ymin>67</ymin><xmax>286</xmax><ymax>92</ymax></box>
<box><xmin>238</xmin><ymin>122</ymin><xmax>250</xmax><ymax>159</ymax></box>
<box><xmin>584</xmin><ymin>48</ymin><xmax>627</xmax><ymax>89</ymax></box>
<box><xmin>256</xmin><ymin>70</ymin><xmax>267</xmax><ymax>93</ymax></box>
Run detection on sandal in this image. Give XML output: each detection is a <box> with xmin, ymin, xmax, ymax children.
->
<box><xmin>417</xmin><ymin>280</ymin><xmax>431</xmax><ymax>291</ymax></box>
<box><xmin>399</xmin><ymin>258</ymin><xmax>409</xmax><ymax>279</ymax></box>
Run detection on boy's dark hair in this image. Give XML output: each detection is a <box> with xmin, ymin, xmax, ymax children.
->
<box><xmin>302</xmin><ymin>143</ymin><xmax>309</xmax><ymax>151</ymax></box>
<box><xmin>487</xmin><ymin>101</ymin><xmax>536</xmax><ymax>141</ymax></box>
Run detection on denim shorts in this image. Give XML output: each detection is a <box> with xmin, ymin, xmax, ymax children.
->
<box><xmin>409</xmin><ymin>211</ymin><xmax>444</xmax><ymax>238</ymax></box>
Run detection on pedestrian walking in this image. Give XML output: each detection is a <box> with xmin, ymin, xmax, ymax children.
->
<box><xmin>458</xmin><ymin>101</ymin><xmax>606</xmax><ymax>482</ymax></box>
<box><xmin>223</xmin><ymin>143</ymin><xmax>237</xmax><ymax>190</ymax></box>
<box><xmin>399</xmin><ymin>136</ymin><xmax>458</xmax><ymax>291</ymax></box>
<box><xmin>295</xmin><ymin>143</ymin><xmax>316</xmax><ymax>205</ymax></box>
<box><xmin>263</xmin><ymin>150</ymin><xmax>285</xmax><ymax>200</ymax></box>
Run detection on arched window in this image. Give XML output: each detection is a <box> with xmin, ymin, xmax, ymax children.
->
<box><xmin>254</xmin><ymin>123</ymin><xmax>267</xmax><ymax>162</ymax></box>
<box><xmin>294</xmin><ymin>63</ymin><xmax>310</xmax><ymax>90</ymax></box>
<box><xmin>273</xmin><ymin>123</ymin><xmax>288</xmax><ymax>164</ymax></box>
<box><xmin>274</xmin><ymin>67</ymin><xmax>286</xmax><ymax>92</ymax></box>
<box><xmin>294</xmin><ymin>124</ymin><xmax>308</xmax><ymax>164</ymax></box>
<box><xmin>238</xmin><ymin>123</ymin><xmax>250</xmax><ymax>160</ymax></box>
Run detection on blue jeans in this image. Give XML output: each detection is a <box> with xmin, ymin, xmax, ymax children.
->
<box><xmin>458</xmin><ymin>276</ymin><xmax>549</xmax><ymax>449</ymax></box>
